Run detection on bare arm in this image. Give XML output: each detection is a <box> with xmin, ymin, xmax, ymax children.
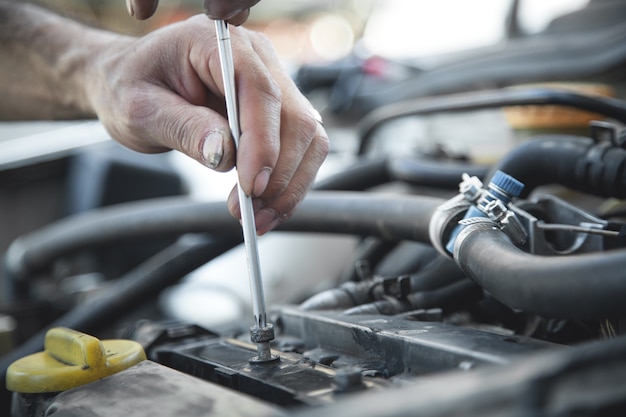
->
<box><xmin>0</xmin><ymin>2</ymin><xmax>124</xmax><ymax>120</ymax></box>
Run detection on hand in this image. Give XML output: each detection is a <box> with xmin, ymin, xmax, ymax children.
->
<box><xmin>86</xmin><ymin>15</ymin><xmax>329</xmax><ymax>234</ymax></box>
<box><xmin>127</xmin><ymin>0</ymin><xmax>260</xmax><ymax>25</ymax></box>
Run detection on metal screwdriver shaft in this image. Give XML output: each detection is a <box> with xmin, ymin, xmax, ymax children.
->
<box><xmin>213</xmin><ymin>20</ymin><xmax>277</xmax><ymax>363</ymax></box>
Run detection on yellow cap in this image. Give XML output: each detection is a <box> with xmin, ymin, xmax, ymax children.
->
<box><xmin>6</xmin><ymin>327</ymin><xmax>146</xmax><ymax>393</ymax></box>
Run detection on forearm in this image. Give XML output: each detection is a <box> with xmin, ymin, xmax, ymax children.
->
<box><xmin>0</xmin><ymin>1</ymin><xmax>127</xmax><ymax>120</ymax></box>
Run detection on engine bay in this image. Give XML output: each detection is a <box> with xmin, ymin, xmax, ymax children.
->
<box><xmin>3</xmin><ymin>1</ymin><xmax>626</xmax><ymax>415</ymax></box>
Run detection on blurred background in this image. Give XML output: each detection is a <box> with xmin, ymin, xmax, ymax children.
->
<box><xmin>28</xmin><ymin>0</ymin><xmax>593</xmax><ymax>67</ymax></box>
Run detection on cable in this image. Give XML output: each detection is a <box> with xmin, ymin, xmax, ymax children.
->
<box><xmin>357</xmin><ymin>88</ymin><xmax>626</xmax><ymax>154</ymax></box>
<box><xmin>408</xmin><ymin>255</ymin><xmax>466</xmax><ymax>292</ymax></box>
<box><xmin>341</xmin><ymin>279</ymin><xmax>481</xmax><ymax>316</ymax></box>
<box><xmin>3</xmin><ymin>197</ymin><xmax>238</xmax><ymax>293</ymax></box>
<box><xmin>4</xmin><ymin>192</ymin><xmax>444</xmax><ymax>288</ymax></box>
<box><xmin>313</xmin><ymin>157</ymin><xmax>391</xmax><ymax>191</ymax></box>
<box><xmin>387</xmin><ymin>157</ymin><xmax>489</xmax><ymax>190</ymax></box>
<box><xmin>314</xmin><ymin>156</ymin><xmax>488</xmax><ymax>192</ymax></box>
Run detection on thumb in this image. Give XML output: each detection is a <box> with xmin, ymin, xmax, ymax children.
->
<box><xmin>149</xmin><ymin>95</ymin><xmax>236</xmax><ymax>172</ymax></box>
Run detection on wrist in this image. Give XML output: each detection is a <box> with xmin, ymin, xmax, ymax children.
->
<box><xmin>78</xmin><ymin>30</ymin><xmax>135</xmax><ymax>119</ymax></box>
<box><xmin>46</xmin><ymin>16</ymin><xmax>132</xmax><ymax>119</ymax></box>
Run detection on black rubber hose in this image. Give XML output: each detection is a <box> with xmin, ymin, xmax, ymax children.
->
<box><xmin>4</xmin><ymin>192</ymin><xmax>444</xmax><ymax>285</ymax></box>
<box><xmin>313</xmin><ymin>157</ymin><xmax>391</xmax><ymax>191</ymax></box>
<box><xmin>281</xmin><ymin>192</ymin><xmax>442</xmax><ymax>241</ymax></box>
<box><xmin>314</xmin><ymin>156</ymin><xmax>488</xmax><ymax>191</ymax></box>
<box><xmin>488</xmin><ymin>135</ymin><xmax>626</xmax><ymax>198</ymax></box>
<box><xmin>341</xmin><ymin>279</ymin><xmax>481</xmax><ymax>315</ymax></box>
<box><xmin>357</xmin><ymin>88</ymin><xmax>626</xmax><ymax>154</ymax></box>
<box><xmin>303</xmin><ymin>249</ymin><xmax>465</xmax><ymax>312</ymax></box>
<box><xmin>0</xmin><ymin>234</ymin><xmax>240</xmax><ymax>415</ymax></box>
<box><xmin>3</xmin><ymin>198</ymin><xmax>238</xmax><ymax>293</ymax></box>
<box><xmin>408</xmin><ymin>255</ymin><xmax>466</xmax><ymax>292</ymax></box>
<box><xmin>388</xmin><ymin>158</ymin><xmax>489</xmax><ymax>190</ymax></box>
<box><xmin>406</xmin><ymin>279</ymin><xmax>483</xmax><ymax>312</ymax></box>
<box><xmin>454</xmin><ymin>223</ymin><xmax>626</xmax><ymax>319</ymax></box>
<box><xmin>300</xmin><ymin>280</ymin><xmax>378</xmax><ymax>311</ymax></box>
<box><xmin>337</xmin><ymin>237</ymin><xmax>399</xmax><ymax>284</ymax></box>
<box><xmin>374</xmin><ymin>242</ymin><xmax>439</xmax><ymax>277</ymax></box>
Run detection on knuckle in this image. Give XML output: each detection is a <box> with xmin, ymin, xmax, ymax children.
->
<box><xmin>309</xmin><ymin>112</ymin><xmax>331</xmax><ymax>158</ymax></box>
<box><xmin>121</xmin><ymin>91</ymin><xmax>151</xmax><ymax>125</ymax></box>
<box><xmin>261</xmin><ymin>77</ymin><xmax>282</xmax><ymax>107</ymax></box>
<box><xmin>315</xmin><ymin>130</ymin><xmax>331</xmax><ymax>159</ymax></box>
<box><xmin>110</xmin><ymin>90</ymin><xmax>163</xmax><ymax>153</ymax></box>
<box><xmin>275</xmin><ymin>188</ymin><xmax>304</xmax><ymax>220</ymax></box>
<box><xmin>250</xmin><ymin>30</ymin><xmax>274</xmax><ymax>50</ymax></box>
<box><xmin>297</xmin><ymin>109</ymin><xmax>319</xmax><ymax>138</ymax></box>
<box><xmin>283</xmin><ymin>106</ymin><xmax>321</xmax><ymax>149</ymax></box>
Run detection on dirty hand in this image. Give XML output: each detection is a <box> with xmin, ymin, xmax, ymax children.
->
<box><xmin>87</xmin><ymin>15</ymin><xmax>329</xmax><ymax>234</ymax></box>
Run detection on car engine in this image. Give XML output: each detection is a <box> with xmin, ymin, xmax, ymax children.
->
<box><xmin>2</xmin><ymin>1</ymin><xmax>626</xmax><ymax>416</ymax></box>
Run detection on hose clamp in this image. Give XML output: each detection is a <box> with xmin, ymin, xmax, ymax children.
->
<box><xmin>484</xmin><ymin>200</ymin><xmax>528</xmax><ymax>245</ymax></box>
<box><xmin>429</xmin><ymin>194</ymin><xmax>471</xmax><ymax>258</ymax></box>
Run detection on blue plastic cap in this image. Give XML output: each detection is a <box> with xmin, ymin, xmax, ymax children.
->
<box><xmin>489</xmin><ymin>170</ymin><xmax>524</xmax><ymax>198</ymax></box>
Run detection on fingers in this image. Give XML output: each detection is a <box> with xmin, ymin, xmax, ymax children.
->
<box><xmin>227</xmin><ymin>119</ymin><xmax>329</xmax><ymax>235</ymax></box>
<box><xmin>126</xmin><ymin>0</ymin><xmax>159</xmax><ymax>20</ymax></box>
<box><xmin>103</xmin><ymin>81</ymin><xmax>237</xmax><ymax>172</ymax></box>
<box><xmin>145</xmin><ymin>90</ymin><xmax>238</xmax><ymax>172</ymax></box>
<box><xmin>256</xmin><ymin>122</ymin><xmax>330</xmax><ymax>235</ymax></box>
<box><xmin>213</xmin><ymin>28</ymin><xmax>282</xmax><ymax>198</ymax></box>
<box><xmin>93</xmin><ymin>15</ymin><xmax>328</xmax><ymax>236</ymax></box>
<box><xmin>215</xmin><ymin>27</ymin><xmax>329</xmax><ymax>234</ymax></box>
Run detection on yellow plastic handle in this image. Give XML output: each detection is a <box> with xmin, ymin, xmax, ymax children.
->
<box><xmin>45</xmin><ymin>327</ymin><xmax>107</xmax><ymax>370</ymax></box>
<box><xmin>6</xmin><ymin>327</ymin><xmax>146</xmax><ymax>393</ymax></box>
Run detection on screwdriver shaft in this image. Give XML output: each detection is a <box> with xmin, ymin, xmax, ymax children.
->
<box><xmin>214</xmin><ymin>21</ymin><xmax>271</xmax><ymax>343</ymax></box>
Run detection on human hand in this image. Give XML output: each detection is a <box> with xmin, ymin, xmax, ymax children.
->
<box><xmin>86</xmin><ymin>15</ymin><xmax>329</xmax><ymax>234</ymax></box>
<box><xmin>126</xmin><ymin>0</ymin><xmax>260</xmax><ymax>25</ymax></box>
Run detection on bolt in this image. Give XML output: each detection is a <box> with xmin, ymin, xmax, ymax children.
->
<box><xmin>249</xmin><ymin>324</ymin><xmax>279</xmax><ymax>364</ymax></box>
<box><xmin>250</xmin><ymin>324</ymin><xmax>275</xmax><ymax>343</ymax></box>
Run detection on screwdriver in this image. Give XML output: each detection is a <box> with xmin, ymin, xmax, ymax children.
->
<box><xmin>213</xmin><ymin>19</ymin><xmax>278</xmax><ymax>363</ymax></box>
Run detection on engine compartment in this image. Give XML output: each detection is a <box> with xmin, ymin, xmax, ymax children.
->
<box><xmin>3</xmin><ymin>118</ymin><xmax>626</xmax><ymax>415</ymax></box>
<box><xmin>3</xmin><ymin>1</ymin><xmax>626</xmax><ymax>414</ymax></box>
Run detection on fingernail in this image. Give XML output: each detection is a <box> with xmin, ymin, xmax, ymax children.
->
<box><xmin>253</xmin><ymin>168</ymin><xmax>271</xmax><ymax>197</ymax></box>
<box><xmin>255</xmin><ymin>207</ymin><xmax>280</xmax><ymax>235</ymax></box>
<box><xmin>202</xmin><ymin>130</ymin><xmax>225</xmax><ymax>169</ymax></box>
<box><xmin>126</xmin><ymin>0</ymin><xmax>134</xmax><ymax>16</ymax></box>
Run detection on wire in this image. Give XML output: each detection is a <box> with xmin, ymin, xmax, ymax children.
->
<box><xmin>357</xmin><ymin>88</ymin><xmax>626</xmax><ymax>154</ymax></box>
<box><xmin>537</xmin><ymin>223</ymin><xmax>620</xmax><ymax>237</ymax></box>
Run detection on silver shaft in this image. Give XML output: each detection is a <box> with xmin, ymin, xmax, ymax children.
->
<box><xmin>214</xmin><ymin>20</ymin><xmax>267</xmax><ymax>329</ymax></box>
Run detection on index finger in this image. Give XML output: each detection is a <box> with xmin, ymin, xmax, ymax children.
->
<box><xmin>189</xmin><ymin>21</ymin><xmax>282</xmax><ymax>197</ymax></box>
<box><xmin>230</xmin><ymin>28</ymin><xmax>283</xmax><ymax>198</ymax></box>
